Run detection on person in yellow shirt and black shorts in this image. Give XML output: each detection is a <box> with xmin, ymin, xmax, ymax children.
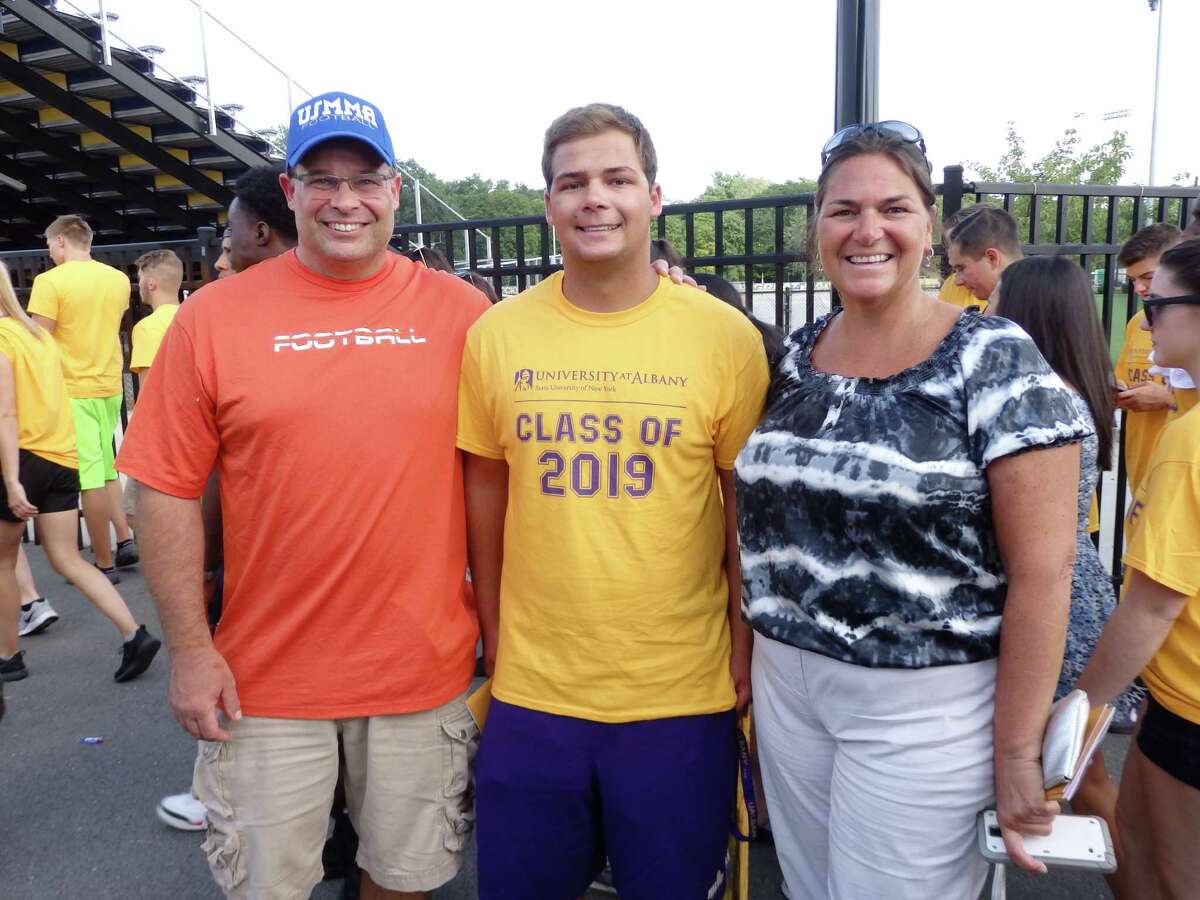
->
<box><xmin>0</xmin><ymin>262</ymin><xmax>160</xmax><ymax>685</ymax></box>
<box><xmin>1078</xmin><ymin>238</ymin><xmax>1200</xmax><ymax>900</ymax></box>
<box><xmin>459</xmin><ymin>104</ymin><xmax>768</xmax><ymax>899</ymax></box>
<box><xmin>28</xmin><ymin>215</ymin><xmax>138</xmax><ymax>583</ymax></box>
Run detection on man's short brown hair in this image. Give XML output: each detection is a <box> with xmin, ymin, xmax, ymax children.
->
<box><xmin>944</xmin><ymin>205</ymin><xmax>1021</xmax><ymax>259</ymax></box>
<box><xmin>1118</xmin><ymin>222</ymin><xmax>1182</xmax><ymax>267</ymax></box>
<box><xmin>45</xmin><ymin>214</ymin><xmax>93</xmax><ymax>248</ymax></box>
<box><xmin>135</xmin><ymin>248</ymin><xmax>184</xmax><ymax>285</ymax></box>
<box><xmin>541</xmin><ymin>103</ymin><xmax>657</xmax><ymax>189</ymax></box>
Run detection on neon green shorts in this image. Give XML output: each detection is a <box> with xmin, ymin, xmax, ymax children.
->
<box><xmin>70</xmin><ymin>394</ymin><xmax>123</xmax><ymax>491</ymax></box>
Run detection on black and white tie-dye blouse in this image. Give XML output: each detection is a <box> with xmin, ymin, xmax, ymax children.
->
<box><xmin>734</xmin><ymin>308</ymin><xmax>1092</xmax><ymax>669</ymax></box>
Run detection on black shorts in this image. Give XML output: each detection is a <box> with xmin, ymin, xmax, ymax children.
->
<box><xmin>0</xmin><ymin>450</ymin><xmax>80</xmax><ymax>523</ymax></box>
<box><xmin>1137</xmin><ymin>695</ymin><xmax>1200</xmax><ymax>791</ymax></box>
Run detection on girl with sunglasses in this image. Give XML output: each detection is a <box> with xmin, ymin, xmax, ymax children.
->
<box><xmin>1077</xmin><ymin>238</ymin><xmax>1200</xmax><ymax>900</ymax></box>
<box><xmin>735</xmin><ymin>122</ymin><xmax>1091</xmax><ymax>897</ymax></box>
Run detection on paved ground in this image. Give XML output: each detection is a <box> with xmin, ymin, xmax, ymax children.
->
<box><xmin>0</xmin><ymin>546</ymin><xmax>1121</xmax><ymax>898</ymax></box>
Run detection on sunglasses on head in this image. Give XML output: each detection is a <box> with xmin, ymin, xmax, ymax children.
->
<box><xmin>821</xmin><ymin>120</ymin><xmax>927</xmax><ymax>166</ymax></box>
<box><xmin>1143</xmin><ymin>293</ymin><xmax>1200</xmax><ymax>327</ymax></box>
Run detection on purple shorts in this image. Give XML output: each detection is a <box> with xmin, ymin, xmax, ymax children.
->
<box><xmin>475</xmin><ymin>699</ymin><xmax>736</xmax><ymax>900</ymax></box>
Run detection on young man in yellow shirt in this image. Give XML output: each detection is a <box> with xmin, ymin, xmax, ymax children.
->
<box><xmin>28</xmin><ymin>215</ymin><xmax>136</xmax><ymax>582</ymax></box>
<box><xmin>130</xmin><ymin>250</ymin><xmax>182</xmax><ymax>378</ymax></box>
<box><xmin>458</xmin><ymin>104</ymin><xmax>768</xmax><ymax>899</ymax></box>
<box><xmin>1114</xmin><ymin>224</ymin><xmax>1184</xmax><ymax>491</ymax></box>
<box><xmin>942</xmin><ymin>205</ymin><xmax>1022</xmax><ymax>309</ymax></box>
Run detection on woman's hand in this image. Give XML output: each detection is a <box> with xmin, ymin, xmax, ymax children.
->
<box><xmin>995</xmin><ymin>753</ymin><xmax>1060</xmax><ymax>874</ymax></box>
<box><xmin>6</xmin><ymin>480</ymin><xmax>37</xmax><ymax>520</ymax></box>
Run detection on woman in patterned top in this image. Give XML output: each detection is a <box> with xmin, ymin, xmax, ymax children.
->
<box><xmin>735</xmin><ymin>124</ymin><xmax>1092</xmax><ymax>898</ymax></box>
<box><xmin>991</xmin><ymin>255</ymin><xmax>1145</xmax><ymax>894</ymax></box>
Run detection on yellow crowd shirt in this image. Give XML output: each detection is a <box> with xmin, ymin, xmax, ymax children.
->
<box><xmin>1124</xmin><ymin>406</ymin><xmax>1200</xmax><ymax>723</ymax></box>
<box><xmin>28</xmin><ymin>259</ymin><xmax>130</xmax><ymax>399</ymax></box>
<box><xmin>129</xmin><ymin>304</ymin><xmax>179</xmax><ymax>375</ymax></box>
<box><xmin>0</xmin><ymin>318</ymin><xmax>77</xmax><ymax>469</ymax></box>
<box><xmin>938</xmin><ymin>274</ymin><xmax>989</xmax><ymax>313</ymax></box>
<box><xmin>457</xmin><ymin>273</ymin><xmax>769</xmax><ymax>722</ymax></box>
<box><xmin>1087</xmin><ymin>495</ymin><xmax>1099</xmax><ymax>535</ymax></box>
<box><xmin>1115</xmin><ymin>311</ymin><xmax>1170</xmax><ymax>492</ymax></box>
<box><xmin>1169</xmin><ymin>385</ymin><xmax>1198</xmax><ymax>422</ymax></box>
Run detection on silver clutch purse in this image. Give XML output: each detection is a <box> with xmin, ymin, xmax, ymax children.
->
<box><xmin>1042</xmin><ymin>689</ymin><xmax>1089</xmax><ymax>791</ymax></box>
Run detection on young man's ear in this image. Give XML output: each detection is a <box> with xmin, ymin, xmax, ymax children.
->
<box><xmin>985</xmin><ymin>248</ymin><xmax>1002</xmax><ymax>267</ymax></box>
<box><xmin>255</xmin><ymin>221</ymin><xmax>271</xmax><ymax>247</ymax></box>
<box><xmin>649</xmin><ymin>183</ymin><xmax>663</xmax><ymax>218</ymax></box>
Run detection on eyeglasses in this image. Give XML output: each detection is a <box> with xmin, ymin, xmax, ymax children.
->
<box><xmin>1143</xmin><ymin>293</ymin><xmax>1200</xmax><ymax>326</ymax></box>
<box><xmin>291</xmin><ymin>172</ymin><xmax>394</xmax><ymax>198</ymax></box>
<box><xmin>821</xmin><ymin>120</ymin><xmax>927</xmax><ymax>166</ymax></box>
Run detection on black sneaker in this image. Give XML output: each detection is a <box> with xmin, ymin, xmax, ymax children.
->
<box><xmin>94</xmin><ymin>563</ymin><xmax>120</xmax><ymax>585</ymax></box>
<box><xmin>0</xmin><ymin>650</ymin><xmax>28</xmax><ymax>682</ymax></box>
<box><xmin>114</xmin><ymin>626</ymin><xmax>161</xmax><ymax>682</ymax></box>
<box><xmin>114</xmin><ymin>538</ymin><xmax>139</xmax><ymax>569</ymax></box>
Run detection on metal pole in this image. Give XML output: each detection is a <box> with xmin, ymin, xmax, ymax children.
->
<box><xmin>414</xmin><ymin>178</ymin><xmax>423</xmax><ymax>236</ymax></box>
<box><xmin>1149</xmin><ymin>0</ymin><xmax>1164</xmax><ymax>185</ymax></box>
<box><xmin>834</xmin><ymin>0</ymin><xmax>880</xmax><ymax>130</ymax></box>
<box><xmin>96</xmin><ymin>0</ymin><xmax>113</xmax><ymax>66</ymax></box>
<box><xmin>197</xmin><ymin>3</ymin><xmax>217</xmax><ymax>135</ymax></box>
<box><xmin>286</xmin><ymin>77</ymin><xmax>294</xmax><ymax>119</ymax></box>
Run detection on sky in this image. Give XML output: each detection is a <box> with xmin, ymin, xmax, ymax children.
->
<box><xmin>85</xmin><ymin>0</ymin><xmax>1198</xmax><ymax>206</ymax></box>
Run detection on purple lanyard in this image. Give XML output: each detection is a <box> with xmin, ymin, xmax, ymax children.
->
<box><xmin>730</xmin><ymin>723</ymin><xmax>759</xmax><ymax>842</ymax></box>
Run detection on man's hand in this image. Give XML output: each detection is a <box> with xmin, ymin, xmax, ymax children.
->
<box><xmin>169</xmin><ymin>644</ymin><xmax>241</xmax><ymax>741</ymax></box>
<box><xmin>651</xmin><ymin>259</ymin><xmax>699</xmax><ymax>288</ymax></box>
<box><xmin>730</xmin><ymin>643</ymin><xmax>752</xmax><ymax>714</ymax></box>
<box><xmin>1116</xmin><ymin>381</ymin><xmax>1172</xmax><ymax>412</ymax></box>
<box><xmin>5</xmin><ymin>480</ymin><xmax>37</xmax><ymax>520</ymax></box>
<box><xmin>995</xmin><ymin>754</ymin><xmax>1060</xmax><ymax>874</ymax></box>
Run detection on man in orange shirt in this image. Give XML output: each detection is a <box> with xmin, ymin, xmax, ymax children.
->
<box><xmin>118</xmin><ymin>92</ymin><xmax>490</xmax><ymax>900</ymax></box>
<box><xmin>29</xmin><ymin>215</ymin><xmax>137</xmax><ymax>582</ymax></box>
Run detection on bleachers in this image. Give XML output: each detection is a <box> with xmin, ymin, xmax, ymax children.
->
<box><xmin>0</xmin><ymin>0</ymin><xmax>275</xmax><ymax>250</ymax></box>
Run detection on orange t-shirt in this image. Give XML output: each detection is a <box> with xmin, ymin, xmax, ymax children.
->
<box><xmin>116</xmin><ymin>251</ymin><xmax>490</xmax><ymax>718</ymax></box>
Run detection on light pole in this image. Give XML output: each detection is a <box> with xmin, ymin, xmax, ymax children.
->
<box><xmin>1148</xmin><ymin>0</ymin><xmax>1164</xmax><ymax>185</ymax></box>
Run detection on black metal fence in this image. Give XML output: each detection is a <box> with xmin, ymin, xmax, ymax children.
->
<box><xmin>1</xmin><ymin>169</ymin><xmax>1196</xmax><ymax>572</ymax></box>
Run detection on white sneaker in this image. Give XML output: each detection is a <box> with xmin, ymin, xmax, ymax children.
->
<box><xmin>157</xmin><ymin>792</ymin><xmax>208</xmax><ymax>831</ymax></box>
<box><xmin>18</xmin><ymin>598</ymin><xmax>58</xmax><ymax>636</ymax></box>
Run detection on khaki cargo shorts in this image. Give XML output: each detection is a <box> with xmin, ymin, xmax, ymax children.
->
<box><xmin>193</xmin><ymin>692</ymin><xmax>478</xmax><ymax>899</ymax></box>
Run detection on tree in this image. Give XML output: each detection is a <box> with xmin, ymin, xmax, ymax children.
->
<box><xmin>964</xmin><ymin>122</ymin><xmax>1181</xmax><ymax>248</ymax></box>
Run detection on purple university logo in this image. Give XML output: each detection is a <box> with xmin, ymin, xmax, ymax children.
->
<box><xmin>513</xmin><ymin>368</ymin><xmax>534</xmax><ymax>390</ymax></box>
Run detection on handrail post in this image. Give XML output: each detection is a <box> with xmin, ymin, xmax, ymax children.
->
<box><xmin>197</xmin><ymin>2</ymin><xmax>217</xmax><ymax>135</ymax></box>
<box><xmin>95</xmin><ymin>0</ymin><xmax>113</xmax><ymax>65</ymax></box>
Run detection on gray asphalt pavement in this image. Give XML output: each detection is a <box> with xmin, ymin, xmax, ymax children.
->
<box><xmin>1</xmin><ymin>545</ymin><xmax>1120</xmax><ymax>899</ymax></box>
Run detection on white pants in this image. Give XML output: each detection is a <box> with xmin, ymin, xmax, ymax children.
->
<box><xmin>753</xmin><ymin>632</ymin><xmax>995</xmax><ymax>900</ymax></box>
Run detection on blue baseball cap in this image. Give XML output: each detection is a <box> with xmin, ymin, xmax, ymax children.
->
<box><xmin>286</xmin><ymin>91</ymin><xmax>395</xmax><ymax>169</ymax></box>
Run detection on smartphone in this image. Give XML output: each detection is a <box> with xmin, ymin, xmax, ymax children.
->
<box><xmin>977</xmin><ymin>810</ymin><xmax>1116</xmax><ymax>873</ymax></box>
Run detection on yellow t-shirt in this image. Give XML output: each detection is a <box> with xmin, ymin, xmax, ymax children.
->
<box><xmin>1169</xmin><ymin>385</ymin><xmax>1198</xmax><ymax>422</ymax></box>
<box><xmin>1115</xmin><ymin>311</ymin><xmax>1170</xmax><ymax>492</ymax></box>
<box><xmin>1124</xmin><ymin>407</ymin><xmax>1200</xmax><ymax>723</ymax></box>
<box><xmin>938</xmin><ymin>274</ymin><xmax>989</xmax><ymax>313</ymax></box>
<box><xmin>0</xmin><ymin>318</ymin><xmax>77</xmax><ymax>469</ymax></box>
<box><xmin>28</xmin><ymin>259</ymin><xmax>130</xmax><ymax>399</ymax></box>
<box><xmin>129</xmin><ymin>304</ymin><xmax>179</xmax><ymax>375</ymax></box>
<box><xmin>1087</xmin><ymin>494</ymin><xmax>1099</xmax><ymax>535</ymax></box>
<box><xmin>457</xmin><ymin>273</ymin><xmax>769</xmax><ymax>723</ymax></box>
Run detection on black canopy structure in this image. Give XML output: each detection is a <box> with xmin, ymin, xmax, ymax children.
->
<box><xmin>0</xmin><ymin>0</ymin><xmax>275</xmax><ymax>249</ymax></box>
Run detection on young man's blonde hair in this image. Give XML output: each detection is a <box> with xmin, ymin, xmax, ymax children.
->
<box><xmin>135</xmin><ymin>248</ymin><xmax>185</xmax><ymax>288</ymax></box>
<box><xmin>541</xmin><ymin>103</ymin><xmax>657</xmax><ymax>189</ymax></box>
<box><xmin>0</xmin><ymin>262</ymin><xmax>45</xmax><ymax>337</ymax></box>
<box><xmin>44</xmin><ymin>214</ymin><xmax>93</xmax><ymax>248</ymax></box>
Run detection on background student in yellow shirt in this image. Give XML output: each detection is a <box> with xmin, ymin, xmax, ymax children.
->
<box><xmin>0</xmin><ymin>262</ymin><xmax>160</xmax><ymax>685</ymax></box>
<box><xmin>459</xmin><ymin>104</ymin><xmax>767</xmax><ymax>900</ymax></box>
<box><xmin>940</xmin><ymin>205</ymin><xmax>1023</xmax><ymax>310</ymax></box>
<box><xmin>130</xmin><ymin>250</ymin><xmax>182</xmax><ymax>377</ymax></box>
<box><xmin>1114</xmin><ymin>224</ymin><xmax>1183</xmax><ymax>491</ymax></box>
<box><xmin>28</xmin><ymin>215</ymin><xmax>136</xmax><ymax>582</ymax></box>
<box><xmin>1078</xmin><ymin>238</ymin><xmax>1200</xmax><ymax>900</ymax></box>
